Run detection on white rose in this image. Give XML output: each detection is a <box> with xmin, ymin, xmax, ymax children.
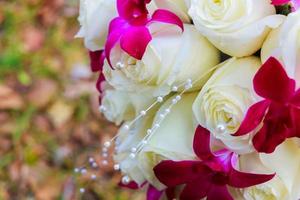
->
<box><xmin>188</xmin><ymin>0</ymin><xmax>285</xmax><ymax>57</ymax></box>
<box><xmin>261</xmin><ymin>10</ymin><xmax>300</xmax><ymax>86</ymax></box>
<box><xmin>192</xmin><ymin>57</ymin><xmax>261</xmax><ymax>154</ymax></box>
<box><xmin>75</xmin><ymin>0</ymin><xmax>117</xmax><ymax>51</ymax></box>
<box><xmin>154</xmin><ymin>0</ymin><xmax>191</xmax><ymax>23</ymax></box>
<box><xmin>233</xmin><ymin>139</ymin><xmax>300</xmax><ymax>200</ymax></box>
<box><xmin>101</xmin><ymin>86</ymin><xmax>156</xmax><ymax>125</ymax></box>
<box><xmin>103</xmin><ymin>24</ymin><xmax>220</xmax><ymax>97</ymax></box>
<box><xmin>114</xmin><ymin>92</ymin><xmax>198</xmax><ymax>189</ymax></box>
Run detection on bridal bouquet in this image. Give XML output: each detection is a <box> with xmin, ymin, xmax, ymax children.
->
<box><xmin>76</xmin><ymin>0</ymin><xmax>300</xmax><ymax>199</ymax></box>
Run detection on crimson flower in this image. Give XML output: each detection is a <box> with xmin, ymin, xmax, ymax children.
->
<box><xmin>119</xmin><ymin>180</ymin><xmax>175</xmax><ymax>200</ymax></box>
<box><xmin>233</xmin><ymin>57</ymin><xmax>300</xmax><ymax>153</ymax></box>
<box><xmin>271</xmin><ymin>0</ymin><xmax>300</xmax><ymax>10</ymax></box>
<box><xmin>105</xmin><ymin>0</ymin><xmax>183</xmax><ymax>66</ymax></box>
<box><xmin>88</xmin><ymin>50</ymin><xmax>106</xmax><ymax>93</ymax></box>
<box><xmin>154</xmin><ymin>126</ymin><xmax>275</xmax><ymax>200</ymax></box>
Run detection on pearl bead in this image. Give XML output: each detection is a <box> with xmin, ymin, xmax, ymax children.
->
<box><xmin>131</xmin><ymin>147</ymin><xmax>137</xmax><ymax>153</ymax></box>
<box><xmin>140</xmin><ymin>110</ymin><xmax>146</xmax><ymax>116</ymax></box>
<box><xmin>165</xmin><ymin>108</ymin><xmax>170</xmax><ymax>114</ymax></box>
<box><xmin>216</xmin><ymin>124</ymin><xmax>226</xmax><ymax>133</ymax></box>
<box><xmin>172</xmin><ymin>86</ymin><xmax>178</xmax><ymax>92</ymax></box>
<box><xmin>122</xmin><ymin>176</ymin><xmax>131</xmax><ymax>184</ymax></box>
<box><xmin>81</xmin><ymin>168</ymin><xmax>87</xmax><ymax>174</ymax></box>
<box><xmin>154</xmin><ymin>123</ymin><xmax>160</xmax><ymax>128</ymax></box>
<box><xmin>157</xmin><ymin>96</ymin><xmax>163</xmax><ymax>102</ymax></box>
<box><xmin>102</xmin><ymin>153</ymin><xmax>108</xmax><ymax>158</ymax></box>
<box><xmin>116</xmin><ymin>62</ymin><xmax>124</xmax><ymax>69</ymax></box>
<box><xmin>147</xmin><ymin>129</ymin><xmax>152</xmax><ymax>134</ymax></box>
<box><xmin>186</xmin><ymin>78</ymin><xmax>192</xmax><ymax>84</ymax></box>
<box><xmin>88</xmin><ymin>157</ymin><xmax>94</xmax><ymax>163</ymax></box>
<box><xmin>91</xmin><ymin>174</ymin><xmax>97</xmax><ymax>180</ymax></box>
<box><xmin>80</xmin><ymin>188</ymin><xmax>85</xmax><ymax>193</ymax></box>
<box><xmin>74</xmin><ymin>168</ymin><xmax>80</xmax><ymax>173</ymax></box>
<box><xmin>114</xmin><ymin>164</ymin><xmax>120</xmax><ymax>171</ymax></box>
<box><xmin>102</xmin><ymin>160</ymin><xmax>108</xmax><ymax>166</ymax></box>
<box><xmin>142</xmin><ymin>140</ymin><xmax>148</xmax><ymax>145</ymax></box>
<box><xmin>104</xmin><ymin>141</ymin><xmax>111</xmax><ymax>148</ymax></box>
<box><xmin>92</xmin><ymin>162</ymin><xmax>98</xmax><ymax>168</ymax></box>
<box><xmin>159</xmin><ymin>114</ymin><xmax>165</xmax><ymax>119</ymax></box>
<box><xmin>102</xmin><ymin>147</ymin><xmax>108</xmax><ymax>152</ymax></box>
<box><xmin>99</xmin><ymin>105</ymin><xmax>106</xmax><ymax>112</ymax></box>
<box><xmin>124</xmin><ymin>125</ymin><xmax>130</xmax><ymax>130</ymax></box>
<box><xmin>129</xmin><ymin>153</ymin><xmax>136</xmax><ymax>159</ymax></box>
<box><xmin>175</xmin><ymin>95</ymin><xmax>181</xmax><ymax>101</ymax></box>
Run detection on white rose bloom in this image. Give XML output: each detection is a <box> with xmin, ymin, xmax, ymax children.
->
<box><xmin>114</xmin><ymin>92</ymin><xmax>198</xmax><ymax>189</ymax></box>
<box><xmin>154</xmin><ymin>0</ymin><xmax>191</xmax><ymax>23</ymax></box>
<box><xmin>103</xmin><ymin>24</ymin><xmax>220</xmax><ymax>97</ymax></box>
<box><xmin>232</xmin><ymin>139</ymin><xmax>300</xmax><ymax>200</ymax></box>
<box><xmin>261</xmin><ymin>10</ymin><xmax>300</xmax><ymax>86</ymax></box>
<box><xmin>101</xmin><ymin>87</ymin><xmax>156</xmax><ymax>125</ymax></box>
<box><xmin>75</xmin><ymin>0</ymin><xmax>117</xmax><ymax>51</ymax></box>
<box><xmin>188</xmin><ymin>0</ymin><xmax>285</xmax><ymax>57</ymax></box>
<box><xmin>192</xmin><ymin>57</ymin><xmax>261</xmax><ymax>154</ymax></box>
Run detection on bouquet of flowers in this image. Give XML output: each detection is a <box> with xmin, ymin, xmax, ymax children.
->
<box><xmin>76</xmin><ymin>0</ymin><xmax>300</xmax><ymax>199</ymax></box>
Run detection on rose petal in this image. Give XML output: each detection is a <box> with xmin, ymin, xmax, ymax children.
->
<box><xmin>207</xmin><ymin>186</ymin><xmax>233</xmax><ymax>200</ymax></box>
<box><xmin>253</xmin><ymin>57</ymin><xmax>295</xmax><ymax>103</ymax></box>
<box><xmin>147</xmin><ymin>185</ymin><xmax>163</xmax><ymax>200</ymax></box>
<box><xmin>149</xmin><ymin>9</ymin><xmax>184</xmax><ymax>31</ymax></box>
<box><xmin>228</xmin><ymin>168</ymin><xmax>275</xmax><ymax>188</ymax></box>
<box><xmin>193</xmin><ymin>126</ymin><xmax>214</xmax><ymax>160</ymax></box>
<box><xmin>154</xmin><ymin>160</ymin><xmax>208</xmax><ymax>187</ymax></box>
<box><xmin>233</xmin><ymin>100</ymin><xmax>270</xmax><ymax>136</ymax></box>
<box><xmin>180</xmin><ymin>177</ymin><xmax>211</xmax><ymax>200</ymax></box>
<box><xmin>120</xmin><ymin>26</ymin><xmax>152</xmax><ymax>59</ymax></box>
<box><xmin>89</xmin><ymin>50</ymin><xmax>105</xmax><ymax>72</ymax></box>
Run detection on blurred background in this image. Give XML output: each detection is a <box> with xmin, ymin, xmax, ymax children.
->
<box><xmin>0</xmin><ymin>0</ymin><xmax>143</xmax><ymax>199</ymax></box>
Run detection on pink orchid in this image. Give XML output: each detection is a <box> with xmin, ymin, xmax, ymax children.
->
<box><xmin>105</xmin><ymin>0</ymin><xmax>183</xmax><ymax>67</ymax></box>
<box><xmin>88</xmin><ymin>50</ymin><xmax>106</xmax><ymax>93</ymax></box>
<box><xmin>119</xmin><ymin>180</ymin><xmax>175</xmax><ymax>200</ymax></box>
<box><xmin>154</xmin><ymin>126</ymin><xmax>275</xmax><ymax>200</ymax></box>
<box><xmin>271</xmin><ymin>0</ymin><xmax>300</xmax><ymax>11</ymax></box>
<box><xmin>233</xmin><ymin>57</ymin><xmax>300</xmax><ymax>153</ymax></box>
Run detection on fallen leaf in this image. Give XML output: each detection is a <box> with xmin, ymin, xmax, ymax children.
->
<box><xmin>0</xmin><ymin>85</ymin><xmax>24</xmax><ymax>110</ymax></box>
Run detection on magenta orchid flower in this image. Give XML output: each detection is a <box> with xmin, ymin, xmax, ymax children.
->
<box><xmin>105</xmin><ymin>0</ymin><xmax>184</xmax><ymax>67</ymax></box>
<box><xmin>119</xmin><ymin>180</ymin><xmax>175</xmax><ymax>200</ymax></box>
<box><xmin>88</xmin><ymin>50</ymin><xmax>106</xmax><ymax>93</ymax></box>
<box><xmin>233</xmin><ymin>57</ymin><xmax>300</xmax><ymax>153</ymax></box>
<box><xmin>154</xmin><ymin>126</ymin><xmax>275</xmax><ymax>200</ymax></box>
<box><xmin>271</xmin><ymin>0</ymin><xmax>300</xmax><ymax>11</ymax></box>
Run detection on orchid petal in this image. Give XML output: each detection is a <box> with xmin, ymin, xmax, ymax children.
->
<box><xmin>290</xmin><ymin>107</ymin><xmax>300</xmax><ymax>137</ymax></box>
<box><xmin>254</xmin><ymin>57</ymin><xmax>295</xmax><ymax>103</ymax></box>
<box><xmin>180</xmin><ymin>178</ymin><xmax>211</xmax><ymax>200</ymax></box>
<box><xmin>96</xmin><ymin>73</ymin><xmax>105</xmax><ymax>93</ymax></box>
<box><xmin>149</xmin><ymin>9</ymin><xmax>184</xmax><ymax>31</ymax></box>
<box><xmin>271</xmin><ymin>0</ymin><xmax>290</xmax><ymax>5</ymax></box>
<box><xmin>154</xmin><ymin>160</ymin><xmax>208</xmax><ymax>187</ymax></box>
<box><xmin>119</xmin><ymin>180</ymin><xmax>140</xmax><ymax>189</ymax></box>
<box><xmin>207</xmin><ymin>186</ymin><xmax>233</xmax><ymax>200</ymax></box>
<box><xmin>228</xmin><ymin>168</ymin><xmax>275</xmax><ymax>188</ymax></box>
<box><xmin>89</xmin><ymin>50</ymin><xmax>105</xmax><ymax>72</ymax></box>
<box><xmin>252</xmin><ymin>121</ymin><xmax>290</xmax><ymax>153</ymax></box>
<box><xmin>105</xmin><ymin>29</ymin><xmax>124</xmax><ymax>67</ymax></box>
<box><xmin>120</xmin><ymin>26</ymin><xmax>152</xmax><ymax>60</ymax></box>
<box><xmin>108</xmin><ymin>17</ymin><xmax>129</xmax><ymax>34</ymax></box>
<box><xmin>233</xmin><ymin>100</ymin><xmax>270</xmax><ymax>136</ymax></box>
<box><xmin>165</xmin><ymin>187</ymin><xmax>176</xmax><ymax>200</ymax></box>
<box><xmin>290</xmin><ymin>89</ymin><xmax>300</xmax><ymax>108</ymax></box>
<box><xmin>117</xmin><ymin>0</ymin><xmax>148</xmax><ymax>21</ymax></box>
<box><xmin>147</xmin><ymin>185</ymin><xmax>163</xmax><ymax>200</ymax></box>
<box><xmin>193</xmin><ymin>126</ymin><xmax>214</xmax><ymax>160</ymax></box>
